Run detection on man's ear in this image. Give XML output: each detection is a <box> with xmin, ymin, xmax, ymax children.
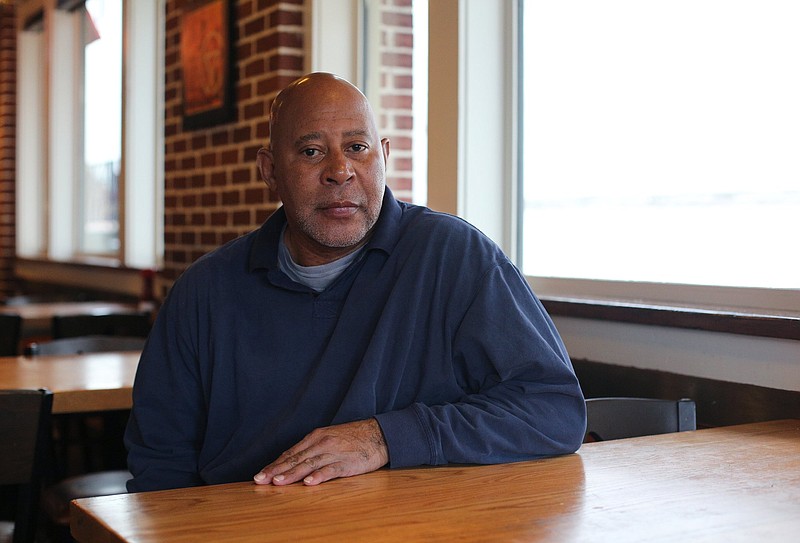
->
<box><xmin>256</xmin><ymin>147</ymin><xmax>277</xmax><ymax>192</ymax></box>
<box><xmin>380</xmin><ymin>137</ymin><xmax>390</xmax><ymax>166</ymax></box>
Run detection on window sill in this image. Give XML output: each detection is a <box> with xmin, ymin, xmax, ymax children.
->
<box><xmin>14</xmin><ymin>258</ymin><xmax>148</xmax><ymax>299</ymax></box>
<box><xmin>540</xmin><ymin>296</ymin><xmax>800</xmax><ymax>341</ymax></box>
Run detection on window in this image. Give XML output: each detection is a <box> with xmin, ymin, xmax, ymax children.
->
<box><xmin>79</xmin><ymin>0</ymin><xmax>122</xmax><ymax>254</ymax></box>
<box><xmin>519</xmin><ymin>0</ymin><xmax>799</xmax><ymax>310</ymax></box>
<box><xmin>16</xmin><ymin>0</ymin><xmax>162</xmax><ymax>270</ymax></box>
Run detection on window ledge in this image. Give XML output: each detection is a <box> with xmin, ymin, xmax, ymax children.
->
<box><xmin>14</xmin><ymin>258</ymin><xmax>148</xmax><ymax>299</ymax></box>
<box><xmin>540</xmin><ymin>296</ymin><xmax>800</xmax><ymax>341</ymax></box>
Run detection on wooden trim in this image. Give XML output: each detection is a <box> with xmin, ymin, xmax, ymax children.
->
<box><xmin>541</xmin><ymin>296</ymin><xmax>800</xmax><ymax>341</ymax></box>
<box><xmin>13</xmin><ymin>258</ymin><xmax>145</xmax><ymax>299</ymax></box>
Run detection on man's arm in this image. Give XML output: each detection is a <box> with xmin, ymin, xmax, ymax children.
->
<box><xmin>375</xmin><ymin>260</ymin><xmax>586</xmax><ymax>469</ymax></box>
<box><xmin>124</xmin><ymin>280</ymin><xmax>207</xmax><ymax>492</ymax></box>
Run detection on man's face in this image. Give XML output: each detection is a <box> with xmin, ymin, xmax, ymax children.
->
<box><xmin>261</xmin><ymin>79</ymin><xmax>389</xmax><ymax>266</ymax></box>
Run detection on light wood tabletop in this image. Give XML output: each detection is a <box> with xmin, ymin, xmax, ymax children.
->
<box><xmin>70</xmin><ymin>419</ymin><xmax>800</xmax><ymax>543</ymax></box>
<box><xmin>0</xmin><ymin>351</ymin><xmax>139</xmax><ymax>414</ymax></box>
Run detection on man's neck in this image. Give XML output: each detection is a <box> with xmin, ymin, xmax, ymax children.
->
<box><xmin>283</xmin><ymin>227</ymin><xmax>370</xmax><ymax>267</ymax></box>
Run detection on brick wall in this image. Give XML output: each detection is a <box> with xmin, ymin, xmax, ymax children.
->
<box><xmin>0</xmin><ymin>5</ymin><xmax>17</xmax><ymax>297</ymax></box>
<box><xmin>372</xmin><ymin>0</ymin><xmax>414</xmax><ymax>202</ymax></box>
<box><xmin>162</xmin><ymin>0</ymin><xmax>305</xmax><ymax>287</ymax></box>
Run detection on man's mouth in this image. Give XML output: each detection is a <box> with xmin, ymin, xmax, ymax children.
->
<box><xmin>319</xmin><ymin>201</ymin><xmax>360</xmax><ymax>218</ymax></box>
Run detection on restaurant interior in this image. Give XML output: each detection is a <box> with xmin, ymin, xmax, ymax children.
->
<box><xmin>0</xmin><ymin>1</ymin><xmax>798</xmax><ymax>542</ymax></box>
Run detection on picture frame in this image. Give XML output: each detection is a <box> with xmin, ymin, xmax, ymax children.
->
<box><xmin>180</xmin><ymin>0</ymin><xmax>235</xmax><ymax>130</ymax></box>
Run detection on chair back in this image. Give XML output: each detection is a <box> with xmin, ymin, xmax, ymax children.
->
<box><xmin>52</xmin><ymin>312</ymin><xmax>151</xmax><ymax>339</ymax></box>
<box><xmin>0</xmin><ymin>314</ymin><xmax>22</xmax><ymax>356</ymax></box>
<box><xmin>584</xmin><ymin>397</ymin><xmax>696</xmax><ymax>442</ymax></box>
<box><xmin>24</xmin><ymin>335</ymin><xmax>146</xmax><ymax>356</ymax></box>
<box><xmin>0</xmin><ymin>389</ymin><xmax>53</xmax><ymax>543</ymax></box>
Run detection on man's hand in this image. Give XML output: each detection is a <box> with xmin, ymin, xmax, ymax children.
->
<box><xmin>253</xmin><ymin>418</ymin><xmax>389</xmax><ymax>486</ymax></box>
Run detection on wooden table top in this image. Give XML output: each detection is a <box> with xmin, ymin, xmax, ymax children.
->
<box><xmin>70</xmin><ymin>419</ymin><xmax>800</xmax><ymax>543</ymax></box>
<box><xmin>0</xmin><ymin>351</ymin><xmax>139</xmax><ymax>414</ymax></box>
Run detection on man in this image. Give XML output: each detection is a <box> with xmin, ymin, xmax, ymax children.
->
<box><xmin>125</xmin><ymin>72</ymin><xmax>585</xmax><ymax>492</ymax></box>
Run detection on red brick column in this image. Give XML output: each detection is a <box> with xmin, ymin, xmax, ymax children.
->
<box><xmin>373</xmin><ymin>0</ymin><xmax>415</xmax><ymax>202</ymax></box>
<box><xmin>0</xmin><ymin>3</ymin><xmax>17</xmax><ymax>297</ymax></box>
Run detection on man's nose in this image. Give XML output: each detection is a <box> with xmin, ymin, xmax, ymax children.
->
<box><xmin>324</xmin><ymin>150</ymin><xmax>354</xmax><ymax>185</ymax></box>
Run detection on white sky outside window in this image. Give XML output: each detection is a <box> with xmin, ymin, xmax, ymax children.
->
<box><xmin>81</xmin><ymin>0</ymin><xmax>122</xmax><ymax>254</ymax></box>
<box><xmin>521</xmin><ymin>0</ymin><xmax>800</xmax><ymax>289</ymax></box>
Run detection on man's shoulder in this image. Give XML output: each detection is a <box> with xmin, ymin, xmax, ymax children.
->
<box><xmin>202</xmin><ymin>229</ymin><xmax>259</xmax><ymax>263</ymax></box>
<box><xmin>398</xmin><ymin>202</ymin><xmax>498</xmax><ymax>250</ymax></box>
<box><xmin>382</xmin><ymin>202</ymin><xmax>509</xmax><ymax>279</ymax></box>
<box><xmin>174</xmin><ymin>229</ymin><xmax>259</xmax><ymax>283</ymax></box>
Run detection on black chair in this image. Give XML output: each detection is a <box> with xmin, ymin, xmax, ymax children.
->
<box><xmin>0</xmin><ymin>314</ymin><xmax>22</xmax><ymax>356</ymax></box>
<box><xmin>21</xmin><ymin>338</ymin><xmax>135</xmax><ymax>539</ymax></box>
<box><xmin>0</xmin><ymin>389</ymin><xmax>53</xmax><ymax>543</ymax></box>
<box><xmin>24</xmin><ymin>335</ymin><xmax>143</xmax><ymax>474</ymax></box>
<box><xmin>24</xmin><ymin>335</ymin><xmax>146</xmax><ymax>356</ymax></box>
<box><xmin>52</xmin><ymin>312</ymin><xmax>151</xmax><ymax>339</ymax></box>
<box><xmin>40</xmin><ymin>470</ymin><xmax>131</xmax><ymax>532</ymax></box>
<box><xmin>584</xmin><ymin>397</ymin><xmax>697</xmax><ymax>442</ymax></box>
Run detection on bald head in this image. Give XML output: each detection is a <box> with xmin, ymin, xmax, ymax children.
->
<box><xmin>269</xmin><ymin>73</ymin><xmax>377</xmax><ymax>151</ymax></box>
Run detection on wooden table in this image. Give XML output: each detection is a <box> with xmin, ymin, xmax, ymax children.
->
<box><xmin>70</xmin><ymin>419</ymin><xmax>800</xmax><ymax>542</ymax></box>
<box><xmin>1</xmin><ymin>301</ymin><xmax>139</xmax><ymax>339</ymax></box>
<box><xmin>0</xmin><ymin>352</ymin><xmax>139</xmax><ymax>414</ymax></box>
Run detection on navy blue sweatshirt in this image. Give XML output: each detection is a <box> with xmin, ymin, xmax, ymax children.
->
<box><xmin>125</xmin><ymin>189</ymin><xmax>586</xmax><ymax>492</ymax></box>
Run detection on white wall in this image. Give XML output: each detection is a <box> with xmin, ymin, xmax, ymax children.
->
<box><xmin>554</xmin><ymin>317</ymin><xmax>800</xmax><ymax>392</ymax></box>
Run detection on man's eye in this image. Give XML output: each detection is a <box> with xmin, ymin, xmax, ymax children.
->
<box><xmin>302</xmin><ymin>149</ymin><xmax>320</xmax><ymax>157</ymax></box>
<box><xmin>349</xmin><ymin>144</ymin><xmax>367</xmax><ymax>152</ymax></box>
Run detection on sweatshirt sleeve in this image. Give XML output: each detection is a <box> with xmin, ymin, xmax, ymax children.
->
<box><xmin>124</xmin><ymin>275</ymin><xmax>208</xmax><ymax>492</ymax></box>
<box><xmin>375</xmin><ymin>260</ymin><xmax>586</xmax><ymax>468</ymax></box>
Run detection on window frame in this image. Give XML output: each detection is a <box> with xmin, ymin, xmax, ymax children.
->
<box><xmin>16</xmin><ymin>10</ymin><xmax>47</xmax><ymax>258</ymax></box>
<box><xmin>425</xmin><ymin>0</ymin><xmax>798</xmax><ymax>335</ymax></box>
<box><xmin>15</xmin><ymin>0</ymin><xmax>164</xmax><ymax>293</ymax></box>
<box><xmin>515</xmin><ymin>0</ymin><xmax>800</xmax><ymax>319</ymax></box>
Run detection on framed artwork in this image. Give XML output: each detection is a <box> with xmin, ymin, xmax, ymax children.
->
<box><xmin>180</xmin><ymin>0</ymin><xmax>235</xmax><ymax>130</ymax></box>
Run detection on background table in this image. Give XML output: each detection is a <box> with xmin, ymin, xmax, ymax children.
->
<box><xmin>71</xmin><ymin>419</ymin><xmax>800</xmax><ymax>542</ymax></box>
<box><xmin>0</xmin><ymin>301</ymin><xmax>139</xmax><ymax>340</ymax></box>
<box><xmin>0</xmin><ymin>352</ymin><xmax>139</xmax><ymax>414</ymax></box>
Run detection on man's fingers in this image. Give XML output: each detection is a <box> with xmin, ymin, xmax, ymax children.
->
<box><xmin>256</xmin><ymin>453</ymin><xmax>323</xmax><ymax>485</ymax></box>
<box><xmin>254</xmin><ymin>434</ymin><xmax>322</xmax><ymax>483</ymax></box>
<box><xmin>253</xmin><ymin>419</ymin><xmax>388</xmax><ymax>486</ymax></box>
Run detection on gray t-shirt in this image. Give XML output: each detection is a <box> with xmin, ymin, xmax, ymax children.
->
<box><xmin>277</xmin><ymin>227</ymin><xmax>365</xmax><ymax>292</ymax></box>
